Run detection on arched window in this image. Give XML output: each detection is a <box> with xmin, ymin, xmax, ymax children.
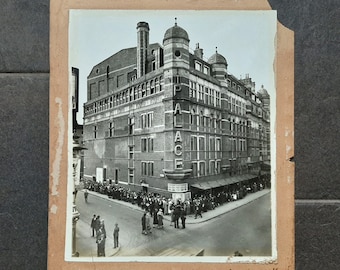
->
<box><xmin>190</xmin><ymin>108</ymin><xmax>196</xmax><ymax>125</ymax></box>
<box><xmin>106</xmin><ymin>66</ymin><xmax>110</xmax><ymax>78</ymax></box>
<box><xmin>150</xmin><ymin>80</ymin><xmax>155</xmax><ymax>94</ymax></box>
<box><xmin>141</xmin><ymin>83</ymin><xmax>146</xmax><ymax>97</ymax></box>
<box><xmin>155</xmin><ymin>78</ymin><xmax>159</xmax><ymax>92</ymax></box>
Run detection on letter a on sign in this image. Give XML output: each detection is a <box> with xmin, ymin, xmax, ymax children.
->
<box><xmin>174</xmin><ymin>103</ymin><xmax>182</xmax><ymax>115</ymax></box>
<box><xmin>174</xmin><ymin>131</ymin><xmax>182</xmax><ymax>142</ymax></box>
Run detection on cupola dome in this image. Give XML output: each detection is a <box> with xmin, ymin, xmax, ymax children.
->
<box><xmin>208</xmin><ymin>52</ymin><xmax>228</xmax><ymax>65</ymax></box>
<box><xmin>258</xmin><ymin>85</ymin><xmax>269</xmax><ymax>97</ymax></box>
<box><xmin>163</xmin><ymin>19</ymin><xmax>189</xmax><ymax>42</ymax></box>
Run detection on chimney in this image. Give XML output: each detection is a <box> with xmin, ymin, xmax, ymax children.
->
<box><xmin>194</xmin><ymin>43</ymin><xmax>203</xmax><ymax>59</ymax></box>
<box><xmin>136</xmin><ymin>22</ymin><xmax>149</xmax><ymax>78</ymax></box>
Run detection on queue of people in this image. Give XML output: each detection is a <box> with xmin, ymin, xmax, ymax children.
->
<box><xmin>83</xmin><ymin>177</ymin><xmax>269</xmax><ymax>220</ymax></box>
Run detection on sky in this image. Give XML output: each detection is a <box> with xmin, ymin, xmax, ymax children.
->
<box><xmin>69</xmin><ymin>10</ymin><xmax>277</xmax><ymax>125</ymax></box>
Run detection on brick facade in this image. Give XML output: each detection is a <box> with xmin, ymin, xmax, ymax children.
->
<box><xmin>83</xmin><ymin>21</ymin><xmax>271</xmax><ymax>198</ymax></box>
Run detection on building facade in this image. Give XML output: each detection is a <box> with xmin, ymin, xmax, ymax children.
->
<box><xmin>83</xmin><ymin>21</ymin><xmax>271</xmax><ymax>200</ymax></box>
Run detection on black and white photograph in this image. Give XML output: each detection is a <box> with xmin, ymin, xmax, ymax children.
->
<box><xmin>67</xmin><ymin>9</ymin><xmax>277</xmax><ymax>263</ymax></box>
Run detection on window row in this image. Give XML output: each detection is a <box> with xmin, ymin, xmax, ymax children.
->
<box><xmin>189</xmin><ymin>108</ymin><xmax>222</xmax><ymax>129</ymax></box>
<box><xmin>140</xmin><ymin>112</ymin><xmax>154</xmax><ymax>129</ymax></box>
<box><xmin>192</xmin><ymin>160</ymin><xmax>221</xmax><ymax>177</ymax></box>
<box><xmin>190</xmin><ymin>136</ymin><xmax>221</xmax><ymax>152</ymax></box>
<box><xmin>141</xmin><ymin>161</ymin><xmax>154</xmax><ymax>176</ymax></box>
<box><xmin>141</xmin><ymin>137</ymin><xmax>154</xmax><ymax>153</ymax></box>
<box><xmin>194</xmin><ymin>61</ymin><xmax>210</xmax><ymax>75</ymax></box>
<box><xmin>85</xmin><ymin>76</ymin><xmax>164</xmax><ymax>116</ymax></box>
<box><xmin>227</xmin><ymin>96</ymin><xmax>247</xmax><ymax>116</ymax></box>
<box><xmin>189</xmin><ymin>81</ymin><xmax>221</xmax><ymax>107</ymax></box>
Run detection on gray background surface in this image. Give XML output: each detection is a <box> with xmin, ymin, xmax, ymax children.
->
<box><xmin>0</xmin><ymin>0</ymin><xmax>339</xmax><ymax>269</ymax></box>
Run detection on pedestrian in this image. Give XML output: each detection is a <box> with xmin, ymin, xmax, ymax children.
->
<box><xmin>141</xmin><ymin>212</ymin><xmax>147</xmax><ymax>235</ymax></box>
<box><xmin>96</xmin><ymin>220</ymin><xmax>106</xmax><ymax>257</ymax></box>
<box><xmin>169</xmin><ymin>208</ymin><xmax>174</xmax><ymax>226</ymax></box>
<box><xmin>194</xmin><ymin>202</ymin><xmax>202</xmax><ymax>219</ymax></box>
<box><xmin>163</xmin><ymin>198</ymin><xmax>168</xmax><ymax>215</ymax></box>
<box><xmin>95</xmin><ymin>215</ymin><xmax>101</xmax><ymax>233</ymax></box>
<box><xmin>90</xmin><ymin>214</ymin><xmax>96</xmax><ymax>237</ymax></box>
<box><xmin>180</xmin><ymin>207</ymin><xmax>186</xmax><ymax>229</ymax></box>
<box><xmin>113</xmin><ymin>223</ymin><xmax>119</xmax><ymax>248</ymax></box>
<box><xmin>174</xmin><ymin>204</ymin><xmax>181</xmax><ymax>228</ymax></box>
<box><xmin>145</xmin><ymin>211</ymin><xmax>152</xmax><ymax>234</ymax></box>
<box><xmin>84</xmin><ymin>189</ymin><xmax>89</xmax><ymax>202</ymax></box>
<box><xmin>153</xmin><ymin>207</ymin><xmax>158</xmax><ymax>228</ymax></box>
<box><xmin>157</xmin><ymin>209</ymin><xmax>164</xmax><ymax>229</ymax></box>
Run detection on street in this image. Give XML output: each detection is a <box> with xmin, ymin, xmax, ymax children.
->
<box><xmin>74</xmin><ymin>190</ymin><xmax>271</xmax><ymax>257</ymax></box>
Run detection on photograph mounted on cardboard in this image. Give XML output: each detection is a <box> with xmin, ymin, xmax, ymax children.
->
<box><xmin>67</xmin><ymin>9</ymin><xmax>277</xmax><ymax>263</ymax></box>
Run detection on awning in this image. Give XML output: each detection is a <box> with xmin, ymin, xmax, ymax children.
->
<box><xmin>191</xmin><ymin>174</ymin><xmax>258</xmax><ymax>190</ymax></box>
<box><xmin>191</xmin><ymin>182</ymin><xmax>212</xmax><ymax>190</ymax></box>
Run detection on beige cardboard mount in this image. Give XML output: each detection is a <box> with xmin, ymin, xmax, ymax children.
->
<box><xmin>49</xmin><ymin>0</ymin><xmax>294</xmax><ymax>269</ymax></box>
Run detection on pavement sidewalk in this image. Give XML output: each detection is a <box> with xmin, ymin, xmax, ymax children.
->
<box><xmin>82</xmin><ymin>188</ymin><xmax>271</xmax><ymax>224</ymax></box>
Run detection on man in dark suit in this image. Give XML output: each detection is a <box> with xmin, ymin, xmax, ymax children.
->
<box><xmin>90</xmin><ymin>214</ymin><xmax>96</xmax><ymax>237</ymax></box>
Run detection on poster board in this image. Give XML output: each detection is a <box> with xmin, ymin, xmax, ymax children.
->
<box><xmin>49</xmin><ymin>0</ymin><xmax>294</xmax><ymax>269</ymax></box>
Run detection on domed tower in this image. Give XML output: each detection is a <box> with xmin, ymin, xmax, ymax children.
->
<box><xmin>162</xmin><ymin>19</ymin><xmax>192</xmax><ymax>182</ymax></box>
<box><xmin>258</xmin><ymin>85</ymin><xmax>270</xmax><ymax>111</ymax></box>
<box><xmin>163</xmin><ymin>18</ymin><xmax>190</xmax><ymax>70</ymax></box>
<box><xmin>208</xmin><ymin>48</ymin><xmax>228</xmax><ymax>87</ymax></box>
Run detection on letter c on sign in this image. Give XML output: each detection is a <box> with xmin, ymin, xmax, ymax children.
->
<box><xmin>174</xmin><ymin>145</ymin><xmax>182</xmax><ymax>156</ymax></box>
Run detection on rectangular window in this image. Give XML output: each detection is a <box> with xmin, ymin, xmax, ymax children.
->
<box><xmin>199</xmin><ymin>162</ymin><xmax>205</xmax><ymax>176</ymax></box>
<box><xmin>195</xmin><ymin>61</ymin><xmax>202</xmax><ymax>72</ymax></box>
<box><xmin>141</xmin><ymin>161</ymin><xmax>154</xmax><ymax>176</ymax></box>
<box><xmin>148</xmin><ymin>138</ymin><xmax>154</xmax><ymax>152</ymax></box>
<box><xmin>210</xmin><ymin>161</ymin><xmax>215</xmax><ymax>175</ymax></box>
<box><xmin>129</xmin><ymin>117</ymin><xmax>134</xmax><ymax>135</ymax></box>
<box><xmin>191</xmin><ymin>136</ymin><xmax>197</xmax><ymax>151</ymax></box>
<box><xmin>129</xmin><ymin>146</ymin><xmax>134</xmax><ymax>159</ymax></box>
<box><xmin>216</xmin><ymin>161</ymin><xmax>221</xmax><ymax>174</ymax></box>
<box><xmin>141</xmin><ymin>162</ymin><xmax>147</xmax><ymax>176</ymax></box>
<box><xmin>147</xmin><ymin>112</ymin><xmax>153</xmax><ymax>128</ymax></box>
<box><xmin>141</xmin><ymin>138</ymin><xmax>147</xmax><ymax>152</ymax></box>
<box><xmin>109</xmin><ymin>121</ymin><xmax>114</xmax><ymax>137</ymax></box>
<box><xmin>141</xmin><ymin>114</ymin><xmax>145</xmax><ymax>128</ymax></box>
<box><xmin>94</xmin><ymin>125</ymin><xmax>97</xmax><ymax>139</ymax></box>
<box><xmin>205</xmin><ymin>87</ymin><xmax>209</xmax><ymax>104</ymax></box>
<box><xmin>216</xmin><ymin>138</ymin><xmax>221</xmax><ymax>151</ymax></box>
<box><xmin>148</xmin><ymin>162</ymin><xmax>154</xmax><ymax>176</ymax></box>
<box><xmin>199</xmin><ymin>137</ymin><xmax>205</xmax><ymax>159</ymax></box>
<box><xmin>193</xmin><ymin>82</ymin><xmax>197</xmax><ymax>99</ymax></box>
<box><xmin>141</xmin><ymin>112</ymin><xmax>154</xmax><ymax>128</ymax></box>
<box><xmin>203</xmin><ymin>65</ymin><xmax>210</xmax><ymax>75</ymax></box>
<box><xmin>192</xmin><ymin>162</ymin><xmax>198</xmax><ymax>177</ymax></box>
<box><xmin>129</xmin><ymin>169</ymin><xmax>134</xmax><ymax>184</ymax></box>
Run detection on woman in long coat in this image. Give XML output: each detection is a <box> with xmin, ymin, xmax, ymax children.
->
<box><xmin>145</xmin><ymin>211</ymin><xmax>152</xmax><ymax>234</ymax></box>
<box><xmin>157</xmin><ymin>209</ymin><xmax>164</xmax><ymax>229</ymax></box>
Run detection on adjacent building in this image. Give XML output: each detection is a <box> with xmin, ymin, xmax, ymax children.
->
<box><xmin>82</xmin><ymin>21</ymin><xmax>271</xmax><ymax>200</ymax></box>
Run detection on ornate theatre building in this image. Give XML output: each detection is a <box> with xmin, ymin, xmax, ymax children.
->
<box><xmin>83</xmin><ymin>21</ymin><xmax>271</xmax><ymax>200</ymax></box>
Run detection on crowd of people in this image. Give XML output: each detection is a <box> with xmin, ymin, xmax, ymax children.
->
<box><xmin>83</xmin><ymin>176</ymin><xmax>269</xmax><ymax>219</ymax></box>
